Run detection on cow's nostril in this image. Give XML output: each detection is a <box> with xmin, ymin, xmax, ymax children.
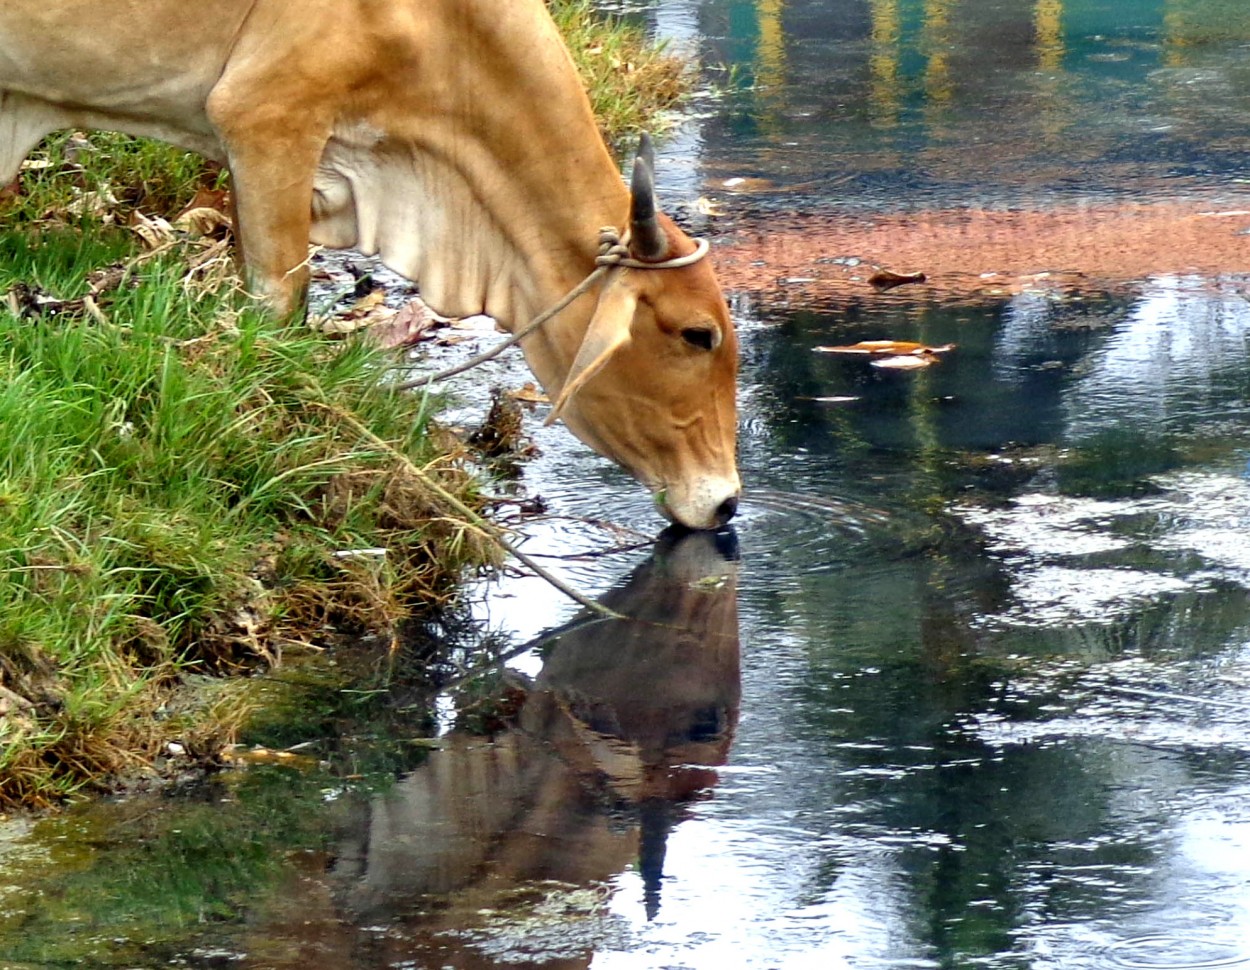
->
<box><xmin>715</xmin><ymin>495</ymin><xmax>739</xmax><ymax>523</ymax></box>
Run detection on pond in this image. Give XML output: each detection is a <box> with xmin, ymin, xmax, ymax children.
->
<box><xmin>4</xmin><ymin>1</ymin><xmax>1250</xmax><ymax>968</ymax></box>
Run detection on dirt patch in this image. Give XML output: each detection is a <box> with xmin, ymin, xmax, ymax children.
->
<box><xmin>714</xmin><ymin>200</ymin><xmax>1250</xmax><ymax>304</ymax></box>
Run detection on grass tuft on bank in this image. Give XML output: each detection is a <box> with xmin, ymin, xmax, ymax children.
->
<box><xmin>551</xmin><ymin>0</ymin><xmax>692</xmax><ymax>143</ymax></box>
<box><xmin>0</xmin><ymin>155</ymin><xmax>497</xmax><ymax>806</ymax></box>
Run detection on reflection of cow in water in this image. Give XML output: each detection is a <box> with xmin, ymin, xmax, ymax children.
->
<box><xmin>333</xmin><ymin>527</ymin><xmax>740</xmax><ymax>942</ymax></box>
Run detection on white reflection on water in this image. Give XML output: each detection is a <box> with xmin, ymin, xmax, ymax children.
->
<box><xmin>1021</xmin><ymin>785</ymin><xmax>1250</xmax><ymax>970</ymax></box>
<box><xmin>997</xmin><ymin>275</ymin><xmax>1250</xmax><ymax>437</ymax></box>
<box><xmin>596</xmin><ymin>818</ymin><xmax>929</xmax><ymax>970</ymax></box>
<box><xmin>987</xmin><ymin>565</ymin><xmax>1192</xmax><ymax>628</ymax></box>
<box><xmin>957</xmin><ymin>468</ymin><xmax>1250</xmax><ymax>629</ymax></box>
<box><xmin>1066</xmin><ymin>276</ymin><xmax>1250</xmax><ymax>439</ymax></box>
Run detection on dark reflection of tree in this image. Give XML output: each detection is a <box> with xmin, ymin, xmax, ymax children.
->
<box><xmin>778</xmin><ymin>522</ymin><xmax>1250</xmax><ymax>965</ymax></box>
<box><xmin>327</xmin><ymin>527</ymin><xmax>741</xmax><ymax>967</ymax></box>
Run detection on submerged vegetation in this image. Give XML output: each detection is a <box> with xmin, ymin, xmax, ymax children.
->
<box><xmin>0</xmin><ymin>5</ymin><xmax>692</xmax><ymax>809</ymax></box>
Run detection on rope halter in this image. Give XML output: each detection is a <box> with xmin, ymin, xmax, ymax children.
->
<box><xmin>594</xmin><ymin>226</ymin><xmax>710</xmax><ymax>270</ymax></box>
<box><xmin>394</xmin><ymin>225</ymin><xmax>711</xmax><ymax>390</ymax></box>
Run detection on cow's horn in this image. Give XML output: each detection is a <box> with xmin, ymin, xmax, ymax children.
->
<box><xmin>629</xmin><ymin>133</ymin><xmax>669</xmax><ymax>262</ymax></box>
<box><xmin>638</xmin><ymin>129</ymin><xmax>656</xmax><ymax>173</ymax></box>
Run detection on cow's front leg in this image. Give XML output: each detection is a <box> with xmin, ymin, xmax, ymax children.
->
<box><xmin>223</xmin><ymin>135</ymin><xmax>324</xmax><ymax>317</ymax></box>
<box><xmin>207</xmin><ymin>95</ymin><xmax>330</xmax><ymax>317</ymax></box>
<box><xmin>0</xmin><ymin>92</ymin><xmax>67</xmax><ymax>189</ymax></box>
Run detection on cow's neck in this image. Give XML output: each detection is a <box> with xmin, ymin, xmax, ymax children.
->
<box><xmin>309</xmin><ymin>0</ymin><xmax>631</xmax><ymax>395</ymax></box>
<box><xmin>313</xmin><ymin>133</ymin><xmax>624</xmax><ymax>392</ymax></box>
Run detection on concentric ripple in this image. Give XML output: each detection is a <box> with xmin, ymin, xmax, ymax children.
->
<box><xmin>1103</xmin><ymin>936</ymin><xmax>1250</xmax><ymax>970</ymax></box>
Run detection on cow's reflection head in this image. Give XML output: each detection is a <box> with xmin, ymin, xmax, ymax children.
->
<box><xmin>335</xmin><ymin>527</ymin><xmax>740</xmax><ymax>930</ymax></box>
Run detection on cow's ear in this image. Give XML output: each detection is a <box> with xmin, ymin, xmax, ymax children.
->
<box><xmin>545</xmin><ymin>277</ymin><xmax>637</xmax><ymax>425</ymax></box>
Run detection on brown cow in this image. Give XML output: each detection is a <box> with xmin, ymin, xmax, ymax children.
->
<box><xmin>0</xmin><ymin>0</ymin><xmax>740</xmax><ymax>528</ymax></box>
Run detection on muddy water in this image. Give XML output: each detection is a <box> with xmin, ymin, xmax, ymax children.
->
<box><xmin>6</xmin><ymin>1</ymin><xmax>1250</xmax><ymax>968</ymax></box>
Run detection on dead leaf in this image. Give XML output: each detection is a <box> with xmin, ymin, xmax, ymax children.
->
<box><xmin>178</xmin><ymin>186</ymin><xmax>230</xmax><ymax>215</ymax></box>
<box><xmin>222</xmin><ymin>745</ymin><xmax>319</xmax><ymax>768</ymax></box>
<box><xmin>349</xmin><ymin>288</ymin><xmax>386</xmax><ymax>314</ymax></box>
<box><xmin>0</xmin><ymin>175</ymin><xmax>20</xmax><ymax>205</ymax></box>
<box><xmin>173</xmin><ymin>206</ymin><xmax>231</xmax><ymax>238</ymax></box>
<box><xmin>693</xmin><ymin>196</ymin><xmax>723</xmax><ymax>216</ymax></box>
<box><xmin>719</xmin><ymin>176</ymin><xmax>776</xmax><ymax>193</ymax></box>
<box><xmin>62</xmin><ymin>134</ymin><xmax>95</xmax><ymax>166</ymax></box>
<box><xmin>173</xmin><ymin>187</ymin><xmax>232</xmax><ymax>238</ymax></box>
<box><xmin>813</xmin><ymin>340</ymin><xmax>955</xmax><ymax>356</ymax></box>
<box><xmin>868</xmin><ymin>269</ymin><xmax>927</xmax><ymax>290</ymax></box>
<box><xmin>365</xmin><ymin>298</ymin><xmax>442</xmax><ymax>349</ymax></box>
<box><xmin>318</xmin><ymin>298</ymin><xmax>396</xmax><ymax>337</ymax></box>
<box><xmin>0</xmin><ymin>684</ymin><xmax>36</xmax><ymax>715</ymax></box>
<box><xmin>508</xmin><ymin>382</ymin><xmax>550</xmax><ymax>405</ymax></box>
<box><xmin>66</xmin><ymin>185</ymin><xmax>120</xmax><ymax>220</ymax></box>
<box><xmin>128</xmin><ymin>210</ymin><xmax>176</xmax><ymax>249</ymax></box>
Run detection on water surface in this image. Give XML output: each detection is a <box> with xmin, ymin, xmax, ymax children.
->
<box><xmin>4</xmin><ymin>2</ymin><xmax>1250</xmax><ymax>968</ymax></box>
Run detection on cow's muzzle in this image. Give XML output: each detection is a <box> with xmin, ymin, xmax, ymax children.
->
<box><xmin>655</xmin><ymin>482</ymin><xmax>741</xmax><ymax>530</ymax></box>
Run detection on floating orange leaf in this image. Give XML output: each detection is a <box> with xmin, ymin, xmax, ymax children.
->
<box><xmin>868</xmin><ymin>269</ymin><xmax>927</xmax><ymax>290</ymax></box>
<box><xmin>813</xmin><ymin>339</ymin><xmax>955</xmax><ymax>356</ymax></box>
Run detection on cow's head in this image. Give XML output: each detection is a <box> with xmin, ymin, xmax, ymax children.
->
<box><xmin>545</xmin><ymin>138</ymin><xmax>740</xmax><ymax>531</ymax></box>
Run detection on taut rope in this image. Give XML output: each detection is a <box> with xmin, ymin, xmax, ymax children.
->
<box><xmin>391</xmin><ymin>227</ymin><xmax>709</xmax><ymax>392</ymax></box>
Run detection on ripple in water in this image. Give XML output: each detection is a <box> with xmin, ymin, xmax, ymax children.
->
<box><xmin>744</xmin><ymin>487</ymin><xmax>895</xmax><ymax>537</ymax></box>
<box><xmin>1103</xmin><ymin>936</ymin><xmax>1250</xmax><ymax>970</ymax></box>
<box><xmin>739</xmin><ymin>487</ymin><xmax>907</xmax><ymax>572</ymax></box>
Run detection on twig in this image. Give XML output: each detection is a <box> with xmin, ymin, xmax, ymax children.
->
<box><xmin>81</xmin><ymin>294</ymin><xmax>109</xmax><ymax>326</ymax></box>
<box><xmin>0</xmin><ymin>684</ymin><xmax>35</xmax><ymax>712</ymax></box>
<box><xmin>524</xmin><ymin>540</ymin><xmax>653</xmax><ymax>561</ymax></box>
<box><xmin>433</xmin><ymin>612</ymin><xmax>620</xmax><ymax>695</ymax></box>
<box><xmin>1102</xmin><ymin>682</ymin><xmax>1248</xmax><ymax>712</ymax></box>
<box><xmin>307</xmin><ymin>399</ymin><xmax>623</xmax><ymax>619</ymax></box>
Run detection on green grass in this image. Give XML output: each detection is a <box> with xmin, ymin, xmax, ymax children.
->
<box><xmin>550</xmin><ymin>0</ymin><xmax>693</xmax><ymax>145</ymax></box>
<box><xmin>0</xmin><ymin>217</ymin><xmax>495</xmax><ymax>807</ymax></box>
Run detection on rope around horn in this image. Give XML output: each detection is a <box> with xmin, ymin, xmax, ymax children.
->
<box><xmin>391</xmin><ymin>227</ymin><xmax>709</xmax><ymax>392</ymax></box>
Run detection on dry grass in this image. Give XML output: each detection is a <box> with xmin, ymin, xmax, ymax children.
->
<box><xmin>550</xmin><ymin>0</ymin><xmax>694</xmax><ymax>146</ymax></box>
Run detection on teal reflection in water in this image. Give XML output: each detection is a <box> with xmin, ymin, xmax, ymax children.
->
<box><xmin>679</xmin><ymin>0</ymin><xmax>1250</xmax><ymax>207</ymax></box>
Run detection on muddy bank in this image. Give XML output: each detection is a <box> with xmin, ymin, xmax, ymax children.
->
<box><xmin>713</xmin><ymin>200</ymin><xmax>1250</xmax><ymax>305</ymax></box>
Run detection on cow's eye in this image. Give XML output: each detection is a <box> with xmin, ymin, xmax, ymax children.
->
<box><xmin>681</xmin><ymin>326</ymin><xmax>718</xmax><ymax>351</ymax></box>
